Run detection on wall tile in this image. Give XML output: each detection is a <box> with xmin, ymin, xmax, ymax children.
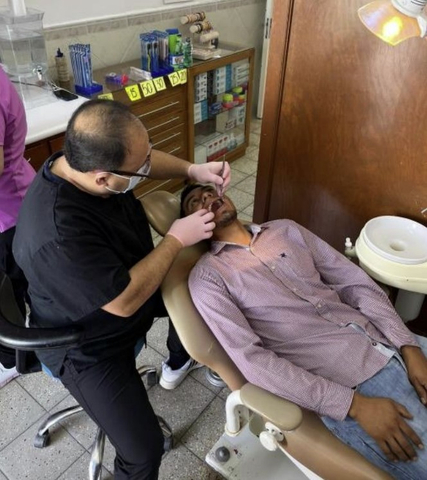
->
<box><xmin>86</xmin><ymin>18</ymin><xmax>128</xmax><ymax>33</ymax></box>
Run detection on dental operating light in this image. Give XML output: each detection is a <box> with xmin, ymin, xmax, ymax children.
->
<box><xmin>358</xmin><ymin>0</ymin><xmax>427</xmax><ymax>45</ymax></box>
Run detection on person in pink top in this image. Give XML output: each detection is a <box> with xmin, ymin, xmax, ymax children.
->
<box><xmin>0</xmin><ymin>66</ymin><xmax>36</xmax><ymax>387</ymax></box>
<box><xmin>183</xmin><ymin>183</ymin><xmax>427</xmax><ymax>480</ymax></box>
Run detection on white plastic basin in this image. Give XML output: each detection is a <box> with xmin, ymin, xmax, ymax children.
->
<box><xmin>362</xmin><ymin>216</ymin><xmax>427</xmax><ymax>265</ymax></box>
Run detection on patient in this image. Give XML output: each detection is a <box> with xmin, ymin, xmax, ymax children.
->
<box><xmin>182</xmin><ymin>183</ymin><xmax>427</xmax><ymax>480</ymax></box>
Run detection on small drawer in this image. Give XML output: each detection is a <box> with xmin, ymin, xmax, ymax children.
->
<box><xmin>131</xmin><ymin>91</ymin><xmax>186</xmax><ymax>128</ymax></box>
<box><xmin>151</xmin><ymin>124</ymin><xmax>186</xmax><ymax>156</ymax></box>
<box><xmin>144</xmin><ymin>110</ymin><xmax>186</xmax><ymax>137</ymax></box>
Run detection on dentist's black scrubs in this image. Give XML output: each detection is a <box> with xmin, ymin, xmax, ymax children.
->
<box><xmin>13</xmin><ymin>152</ymin><xmax>173</xmax><ymax>480</ymax></box>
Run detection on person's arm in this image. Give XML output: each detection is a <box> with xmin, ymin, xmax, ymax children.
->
<box><xmin>149</xmin><ymin>149</ymin><xmax>231</xmax><ymax>194</ymax></box>
<box><xmin>0</xmin><ymin>146</ymin><xmax>4</xmax><ymax>176</ymax></box>
<box><xmin>103</xmin><ymin>209</ymin><xmax>215</xmax><ymax>317</ymax></box>
<box><xmin>295</xmin><ymin>222</ymin><xmax>418</xmax><ymax>349</ymax></box>
<box><xmin>189</xmin><ymin>264</ymin><xmax>355</xmax><ymax>421</ymax></box>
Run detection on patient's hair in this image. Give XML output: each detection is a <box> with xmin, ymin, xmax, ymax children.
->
<box><xmin>180</xmin><ymin>183</ymin><xmax>204</xmax><ymax>217</ymax></box>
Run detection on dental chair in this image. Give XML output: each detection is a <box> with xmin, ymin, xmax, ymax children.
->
<box><xmin>0</xmin><ymin>272</ymin><xmax>172</xmax><ymax>480</ymax></box>
<box><xmin>141</xmin><ymin>190</ymin><xmax>392</xmax><ymax>480</ymax></box>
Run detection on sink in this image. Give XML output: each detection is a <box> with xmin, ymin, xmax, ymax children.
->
<box><xmin>362</xmin><ymin>216</ymin><xmax>427</xmax><ymax>265</ymax></box>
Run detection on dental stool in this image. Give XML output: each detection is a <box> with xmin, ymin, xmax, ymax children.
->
<box><xmin>0</xmin><ymin>272</ymin><xmax>172</xmax><ymax>480</ymax></box>
<box><xmin>141</xmin><ymin>191</ymin><xmax>392</xmax><ymax>480</ymax></box>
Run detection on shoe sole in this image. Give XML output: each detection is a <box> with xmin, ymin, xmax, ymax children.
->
<box><xmin>159</xmin><ymin>364</ymin><xmax>203</xmax><ymax>390</ymax></box>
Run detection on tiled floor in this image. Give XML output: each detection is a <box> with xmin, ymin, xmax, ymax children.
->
<box><xmin>0</xmin><ymin>119</ymin><xmax>262</xmax><ymax>480</ymax></box>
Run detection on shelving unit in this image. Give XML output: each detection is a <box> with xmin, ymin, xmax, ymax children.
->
<box><xmin>187</xmin><ymin>46</ymin><xmax>255</xmax><ymax>166</ymax></box>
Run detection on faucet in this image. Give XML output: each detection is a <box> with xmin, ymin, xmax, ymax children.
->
<box><xmin>344</xmin><ymin>237</ymin><xmax>357</xmax><ymax>259</ymax></box>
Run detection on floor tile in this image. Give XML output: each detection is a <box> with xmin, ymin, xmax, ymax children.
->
<box><xmin>16</xmin><ymin>371</ymin><xmax>69</xmax><ymax>411</ymax></box>
<box><xmin>0</xmin><ymin>470</ymin><xmax>7</xmax><ymax>480</ymax></box>
<box><xmin>181</xmin><ymin>396</ymin><xmax>226</xmax><ymax>461</ymax></box>
<box><xmin>242</xmin><ymin>203</ymin><xmax>254</xmax><ymax>217</ymax></box>
<box><xmin>228</xmin><ymin>169</ymin><xmax>248</xmax><ymax>188</ymax></box>
<box><xmin>246</xmin><ymin>147</ymin><xmax>260</xmax><ymax>163</ymax></box>
<box><xmin>230</xmin><ymin>157</ymin><xmax>258</xmax><ymax>175</ymax></box>
<box><xmin>238</xmin><ymin>212</ymin><xmax>253</xmax><ymax>223</ymax></box>
<box><xmin>0</xmin><ymin>381</ymin><xmax>45</xmax><ymax>450</ymax></box>
<box><xmin>218</xmin><ymin>387</ymin><xmax>232</xmax><ymax>401</ymax></box>
<box><xmin>159</xmin><ymin>442</ymin><xmax>224</xmax><ymax>480</ymax></box>
<box><xmin>135</xmin><ymin>344</ymin><xmax>165</xmax><ymax>389</ymax></box>
<box><xmin>249</xmin><ymin>132</ymin><xmax>260</xmax><ymax>147</ymax></box>
<box><xmin>226</xmin><ymin>187</ymin><xmax>254</xmax><ymax>212</ymax></box>
<box><xmin>234</xmin><ymin>175</ymin><xmax>257</xmax><ymax>195</ymax></box>
<box><xmin>57</xmin><ymin>452</ymin><xmax>113</xmax><ymax>479</ymax></box>
<box><xmin>148</xmin><ymin>376</ymin><xmax>216</xmax><ymax>441</ymax></box>
<box><xmin>0</xmin><ymin>412</ymin><xmax>85</xmax><ymax>480</ymax></box>
<box><xmin>49</xmin><ymin>394</ymin><xmax>98</xmax><ymax>451</ymax></box>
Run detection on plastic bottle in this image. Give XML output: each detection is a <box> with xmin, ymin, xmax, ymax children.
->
<box><xmin>183</xmin><ymin>37</ymin><xmax>193</xmax><ymax>67</ymax></box>
<box><xmin>55</xmin><ymin>48</ymin><xmax>70</xmax><ymax>89</ymax></box>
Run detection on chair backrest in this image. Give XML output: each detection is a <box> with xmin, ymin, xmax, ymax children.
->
<box><xmin>140</xmin><ymin>191</ymin><xmax>392</xmax><ymax>480</ymax></box>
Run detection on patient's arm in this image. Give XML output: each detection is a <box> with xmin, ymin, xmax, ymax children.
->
<box><xmin>294</xmin><ymin>222</ymin><xmax>418</xmax><ymax>350</ymax></box>
<box><xmin>189</xmin><ymin>264</ymin><xmax>354</xmax><ymax>421</ymax></box>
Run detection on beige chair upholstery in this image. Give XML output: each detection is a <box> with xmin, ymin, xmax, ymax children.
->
<box><xmin>140</xmin><ymin>191</ymin><xmax>392</xmax><ymax>480</ymax></box>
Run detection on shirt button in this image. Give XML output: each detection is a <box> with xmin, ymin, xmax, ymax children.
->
<box><xmin>271</xmin><ymin>266</ymin><xmax>276</xmax><ymax>271</ymax></box>
<box><xmin>372</xmin><ymin>342</ymin><xmax>377</xmax><ymax>346</ymax></box>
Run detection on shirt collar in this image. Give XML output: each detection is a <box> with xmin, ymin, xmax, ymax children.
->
<box><xmin>210</xmin><ymin>223</ymin><xmax>267</xmax><ymax>255</ymax></box>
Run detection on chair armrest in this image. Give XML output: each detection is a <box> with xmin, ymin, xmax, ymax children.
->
<box><xmin>0</xmin><ymin>314</ymin><xmax>83</xmax><ymax>351</ymax></box>
<box><xmin>240</xmin><ymin>383</ymin><xmax>303</xmax><ymax>432</ymax></box>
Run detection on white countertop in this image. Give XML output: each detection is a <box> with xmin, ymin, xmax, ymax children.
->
<box><xmin>25</xmin><ymin>93</ymin><xmax>88</xmax><ymax>145</ymax></box>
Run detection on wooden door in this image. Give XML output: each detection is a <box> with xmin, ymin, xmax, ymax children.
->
<box><xmin>254</xmin><ymin>0</ymin><xmax>427</xmax><ymax>251</ymax></box>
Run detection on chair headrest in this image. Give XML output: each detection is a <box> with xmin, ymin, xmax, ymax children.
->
<box><xmin>140</xmin><ymin>191</ymin><xmax>180</xmax><ymax>237</ymax></box>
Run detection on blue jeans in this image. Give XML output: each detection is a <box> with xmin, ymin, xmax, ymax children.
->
<box><xmin>322</xmin><ymin>335</ymin><xmax>427</xmax><ymax>480</ymax></box>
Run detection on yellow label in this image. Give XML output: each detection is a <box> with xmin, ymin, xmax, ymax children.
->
<box><xmin>153</xmin><ymin>76</ymin><xmax>167</xmax><ymax>92</ymax></box>
<box><xmin>140</xmin><ymin>80</ymin><xmax>156</xmax><ymax>97</ymax></box>
<box><xmin>178</xmin><ymin>69</ymin><xmax>187</xmax><ymax>84</ymax></box>
<box><xmin>125</xmin><ymin>85</ymin><xmax>142</xmax><ymax>101</ymax></box>
<box><xmin>168</xmin><ymin>71</ymin><xmax>181</xmax><ymax>87</ymax></box>
<box><xmin>98</xmin><ymin>93</ymin><xmax>114</xmax><ymax>100</ymax></box>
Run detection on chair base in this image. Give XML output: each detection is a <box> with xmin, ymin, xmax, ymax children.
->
<box><xmin>206</xmin><ymin>369</ymin><xmax>227</xmax><ymax>388</ymax></box>
<box><xmin>34</xmin><ymin>365</ymin><xmax>171</xmax><ymax>480</ymax></box>
<box><xmin>206</xmin><ymin>423</ymin><xmax>313</xmax><ymax>480</ymax></box>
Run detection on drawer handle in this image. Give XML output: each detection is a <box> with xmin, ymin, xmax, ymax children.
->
<box><xmin>153</xmin><ymin>132</ymin><xmax>181</xmax><ymax>147</ymax></box>
<box><xmin>147</xmin><ymin>116</ymin><xmax>180</xmax><ymax>132</ymax></box>
<box><xmin>167</xmin><ymin>146</ymin><xmax>181</xmax><ymax>155</ymax></box>
<box><xmin>137</xmin><ymin>101</ymin><xmax>180</xmax><ymax>117</ymax></box>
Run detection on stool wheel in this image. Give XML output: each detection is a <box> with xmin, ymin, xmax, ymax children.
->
<box><xmin>164</xmin><ymin>435</ymin><xmax>173</xmax><ymax>452</ymax></box>
<box><xmin>34</xmin><ymin>431</ymin><xmax>50</xmax><ymax>448</ymax></box>
<box><xmin>147</xmin><ymin>370</ymin><xmax>158</xmax><ymax>387</ymax></box>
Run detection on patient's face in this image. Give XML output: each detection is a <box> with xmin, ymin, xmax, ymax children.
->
<box><xmin>183</xmin><ymin>185</ymin><xmax>237</xmax><ymax>228</ymax></box>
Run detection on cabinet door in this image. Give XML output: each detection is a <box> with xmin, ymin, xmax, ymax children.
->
<box><xmin>48</xmin><ymin>135</ymin><xmax>65</xmax><ymax>153</ymax></box>
<box><xmin>24</xmin><ymin>142</ymin><xmax>50</xmax><ymax>171</ymax></box>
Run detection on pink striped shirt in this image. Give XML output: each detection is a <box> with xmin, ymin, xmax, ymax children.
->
<box><xmin>189</xmin><ymin>220</ymin><xmax>419</xmax><ymax>420</ymax></box>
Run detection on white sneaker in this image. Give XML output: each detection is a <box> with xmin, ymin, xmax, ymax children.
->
<box><xmin>160</xmin><ymin>358</ymin><xmax>202</xmax><ymax>390</ymax></box>
<box><xmin>0</xmin><ymin>364</ymin><xmax>19</xmax><ymax>389</ymax></box>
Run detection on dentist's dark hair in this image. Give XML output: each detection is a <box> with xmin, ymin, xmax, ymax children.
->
<box><xmin>64</xmin><ymin>99</ymin><xmax>144</xmax><ymax>172</ymax></box>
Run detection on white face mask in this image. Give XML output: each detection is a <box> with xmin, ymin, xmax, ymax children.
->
<box><xmin>103</xmin><ymin>161</ymin><xmax>150</xmax><ymax>194</ymax></box>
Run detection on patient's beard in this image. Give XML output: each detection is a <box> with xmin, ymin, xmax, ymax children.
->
<box><xmin>215</xmin><ymin>209</ymin><xmax>237</xmax><ymax>229</ymax></box>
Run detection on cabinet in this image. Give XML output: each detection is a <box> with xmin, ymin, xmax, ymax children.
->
<box><xmin>24</xmin><ymin>133</ymin><xmax>65</xmax><ymax>172</ymax></box>
<box><xmin>188</xmin><ymin>47</ymin><xmax>254</xmax><ymax>166</ymax></box>
<box><xmin>24</xmin><ymin>46</ymin><xmax>254</xmax><ymax>197</ymax></box>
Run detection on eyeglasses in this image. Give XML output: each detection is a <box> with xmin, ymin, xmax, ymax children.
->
<box><xmin>110</xmin><ymin>141</ymin><xmax>153</xmax><ymax>178</ymax></box>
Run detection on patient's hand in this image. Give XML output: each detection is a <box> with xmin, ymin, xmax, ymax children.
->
<box><xmin>401</xmin><ymin>346</ymin><xmax>427</xmax><ymax>406</ymax></box>
<box><xmin>348</xmin><ymin>393</ymin><xmax>423</xmax><ymax>462</ymax></box>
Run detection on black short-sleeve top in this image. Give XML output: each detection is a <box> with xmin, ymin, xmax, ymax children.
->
<box><xmin>13</xmin><ymin>152</ymin><xmax>164</xmax><ymax>375</ymax></box>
